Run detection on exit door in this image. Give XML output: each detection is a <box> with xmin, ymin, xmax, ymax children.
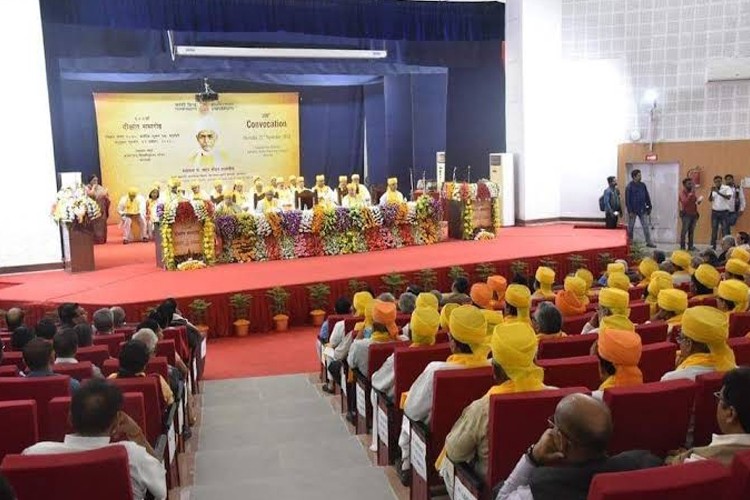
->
<box><xmin>626</xmin><ymin>163</ymin><xmax>680</xmax><ymax>244</ymax></box>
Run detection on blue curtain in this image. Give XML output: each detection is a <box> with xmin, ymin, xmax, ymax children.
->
<box><xmin>363</xmin><ymin>83</ymin><xmax>386</xmax><ymax>185</ymax></box>
<box><xmin>41</xmin><ymin>0</ymin><xmax>504</xmax><ymax>41</ymax></box>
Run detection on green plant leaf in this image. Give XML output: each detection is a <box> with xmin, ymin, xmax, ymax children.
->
<box><xmin>474</xmin><ymin>262</ymin><xmax>497</xmax><ymax>282</ymax></box>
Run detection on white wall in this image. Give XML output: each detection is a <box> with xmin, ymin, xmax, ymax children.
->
<box><xmin>0</xmin><ymin>1</ymin><xmax>62</xmax><ymax>269</ymax></box>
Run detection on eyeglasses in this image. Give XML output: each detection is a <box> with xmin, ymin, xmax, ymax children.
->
<box><xmin>547</xmin><ymin>416</ymin><xmax>576</xmax><ymax>443</ymax></box>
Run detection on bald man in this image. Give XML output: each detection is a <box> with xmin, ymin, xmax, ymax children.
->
<box><xmin>496</xmin><ymin>394</ymin><xmax>660</xmax><ymax>499</ymax></box>
<box><xmin>5</xmin><ymin>308</ymin><xmax>24</xmax><ymax>331</ymax></box>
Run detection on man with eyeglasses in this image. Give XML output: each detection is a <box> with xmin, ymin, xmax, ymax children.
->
<box><xmin>495</xmin><ymin>393</ymin><xmax>660</xmax><ymax>499</ymax></box>
<box><xmin>667</xmin><ymin>367</ymin><xmax>750</xmax><ymax>466</ymax></box>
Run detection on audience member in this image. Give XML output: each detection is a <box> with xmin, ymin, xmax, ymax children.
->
<box><xmin>591</xmin><ymin>328</ymin><xmax>643</xmax><ymax>401</ymax></box>
<box><xmin>636</xmin><ymin>257</ymin><xmax>658</xmax><ymax>286</ymax></box>
<box><xmin>33</xmin><ymin>318</ymin><xmax>57</xmax><ymax>341</ymax></box>
<box><xmin>505</xmin><ymin>284</ymin><xmax>532</xmax><ymax>324</ymax></box>
<box><xmin>652</xmin><ymin>249</ymin><xmax>666</xmax><ymax>265</ymax></box>
<box><xmin>737</xmin><ymin>231</ymin><xmax>750</xmax><ymax>250</ymax></box>
<box><xmin>317</xmin><ymin>296</ymin><xmax>351</xmax><ymax>345</ymax></box>
<box><xmin>487</xmin><ymin>276</ymin><xmax>508</xmax><ymax>310</ymax></box>
<box><xmin>74</xmin><ymin>323</ymin><xmax>94</xmax><ymax>347</ymax></box>
<box><xmin>4</xmin><ymin>308</ymin><xmax>24</xmax><ymax>332</ymax></box>
<box><xmin>652</xmin><ymin>289</ymin><xmax>688</xmax><ymax>332</ymax></box>
<box><xmin>662</xmin><ymin>306</ymin><xmax>736</xmax><ymax>381</ymax></box>
<box><xmin>159</xmin><ymin>298</ymin><xmax>203</xmax><ymax>348</ymax></box>
<box><xmin>534</xmin><ymin>302</ymin><xmax>565</xmax><ymax>341</ymax></box>
<box><xmin>441</xmin><ymin>322</ymin><xmax>552</xmax><ymax>493</ymax></box>
<box><xmin>108</xmin><ymin>340</ymin><xmax>174</xmax><ymax>406</ymax></box>
<box><xmin>430</xmin><ymin>289</ymin><xmax>444</xmax><ymax>308</ymax></box>
<box><xmin>53</xmin><ymin>329</ymin><xmax>103</xmax><ymax>378</ymax></box>
<box><xmin>725</xmin><ymin>258</ymin><xmax>749</xmax><ymax>281</ymax></box>
<box><xmin>606</xmin><ymin>272</ymin><xmax>630</xmax><ymax>291</ymax></box>
<box><xmin>57</xmin><ymin>303</ymin><xmax>81</xmax><ymax>328</ymax></box>
<box><xmin>132</xmin><ymin>328</ymin><xmax>182</xmax><ymax>398</ymax></box>
<box><xmin>415</xmin><ymin>292</ymin><xmax>439</xmax><ymax>312</ymax></box>
<box><xmin>496</xmin><ymin>394</ymin><xmax>661</xmax><ymax>499</ymax></box>
<box><xmin>597</xmin><ymin>262</ymin><xmax>625</xmax><ymax>287</ymax></box>
<box><xmin>470</xmin><ymin>283</ymin><xmax>493</xmax><ymax>310</ymax></box>
<box><xmin>581</xmin><ymin>288</ymin><xmax>633</xmax><ymax>335</ymax></box>
<box><xmin>659</xmin><ymin>260</ymin><xmax>675</xmax><ymax>274</ymax></box>
<box><xmin>22</xmin><ymin>379</ymin><xmax>166</xmax><ymax>500</ymax></box>
<box><xmin>717</xmin><ymin>235</ymin><xmax>736</xmax><ymax>265</ymax></box>
<box><xmin>110</xmin><ymin>306</ymin><xmax>126</xmax><ymax>328</ymax></box>
<box><xmin>668</xmin><ymin>367</ymin><xmax>750</xmax><ymax>466</ymax></box>
<box><xmin>554</xmin><ymin>277</ymin><xmax>586</xmax><ymax>318</ymax></box>
<box><xmin>23</xmin><ymin>338</ymin><xmax>79</xmax><ymax>393</ymax></box>
<box><xmin>644</xmin><ymin>271</ymin><xmax>674</xmax><ymax>316</ymax></box>
<box><xmin>377</xmin><ymin>292</ymin><xmax>396</xmax><ymax>303</ymax></box>
<box><xmin>716</xmin><ymin>279</ymin><xmax>749</xmax><ymax>315</ymax></box>
<box><xmin>398</xmin><ymin>292</ymin><xmax>417</xmax><ymax>314</ymax></box>
<box><xmin>443</xmin><ymin>277</ymin><xmax>471</xmax><ymax>305</ymax></box>
<box><xmin>93</xmin><ymin>308</ymin><xmax>115</xmax><ymax>334</ymax></box>
<box><xmin>532</xmin><ymin>267</ymin><xmax>556</xmax><ymax>300</ymax></box>
<box><xmin>701</xmin><ymin>248</ymin><xmax>720</xmax><ymax>267</ymax></box>
<box><xmin>348</xmin><ymin>301</ymin><xmax>402</xmax><ymax>377</ymax></box>
<box><xmin>692</xmin><ymin>264</ymin><xmax>720</xmax><ymax>300</ymax></box>
<box><xmin>574</xmin><ymin>268</ymin><xmax>593</xmax><ymax>304</ymax></box>
<box><xmin>670</xmin><ymin>250</ymin><xmax>693</xmax><ymax>286</ymax></box>
<box><xmin>10</xmin><ymin>326</ymin><xmax>35</xmax><ymax>351</ymax></box>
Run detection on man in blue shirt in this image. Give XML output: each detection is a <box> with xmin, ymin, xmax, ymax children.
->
<box><xmin>23</xmin><ymin>338</ymin><xmax>80</xmax><ymax>393</ymax></box>
<box><xmin>603</xmin><ymin>176</ymin><xmax>622</xmax><ymax>229</ymax></box>
<box><xmin>625</xmin><ymin>169</ymin><xmax>656</xmax><ymax>248</ymax></box>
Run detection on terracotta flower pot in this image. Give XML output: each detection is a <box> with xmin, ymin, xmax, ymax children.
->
<box><xmin>233</xmin><ymin>319</ymin><xmax>250</xmax><ymax>337</ymax></box>
<box><xmin>273</xmin><ymin>314</ymin><xmax>289</xmax><ymax>332</ymax></box>
<box><xmin>196</xmin><ymin>324</ymin><xmax>209</xmax><ymax>336</ymax></box>
<box><xmin>310</xmin><ymin>309</ymin><xmax>326</xmax><ymax>327</ymax></box>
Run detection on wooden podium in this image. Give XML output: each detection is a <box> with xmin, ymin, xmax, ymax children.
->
<box><xmin>447</xmin><ymin>199</ymin><xmax>494</xmax><ymax>239</ymax></box>
<box><xmin>61</xmin><ymin>223</ymin><xmax>95</xmax><ymax>273</ymax></box>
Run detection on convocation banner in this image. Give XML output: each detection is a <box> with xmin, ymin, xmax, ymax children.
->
<box><xmin>94</xmin><ymin>92</ymin><xmax>300</xmax><ymax>222</ymax></box>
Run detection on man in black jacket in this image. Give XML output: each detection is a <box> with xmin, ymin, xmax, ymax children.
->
<box><xmin>495</xmin><ymin>394</ymin><xmax>661</xmax><ymax>500</ymax></box>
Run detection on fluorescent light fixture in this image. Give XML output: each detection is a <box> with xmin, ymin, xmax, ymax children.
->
<box><xmin>174</xmin><ymin>45</ymin><xmax>388</xmax><ymax>60</ymax></box>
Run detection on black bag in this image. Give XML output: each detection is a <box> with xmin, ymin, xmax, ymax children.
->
<box><xmin>599</xmin><ymin>191</ymin><xmax>607</xmax><ymax>212</ymax></box>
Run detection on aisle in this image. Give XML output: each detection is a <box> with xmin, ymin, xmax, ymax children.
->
<box><xmin>191</xmin><ymin>374</ymin><xmax>397</xmax><ymax>499</ymax></box>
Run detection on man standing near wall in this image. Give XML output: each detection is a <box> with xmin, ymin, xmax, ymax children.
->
<box><xmin>709</xmin><ymin>175</ymin><xmax>732</xmax><ymax>250</ymax></box>
<box><xmin>602</xmin><ymin>176</ymin><xmax>621</xmax><ymax>229</ymax></box>
<box><xmin>625</xmin><ymin>169</ymin><xmax>656</xmax><ymax>248</ymax></box>
<box><xmin>679</xmin><ymin>177</ymin><xmax>701</xmax><ymax>251</ymax></box>
<box><xmin>725</xmin><ymin>174</ymin><xmax>746</xmax><ymax>234</ymax></box>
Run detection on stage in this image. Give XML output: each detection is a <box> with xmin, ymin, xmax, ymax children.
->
<box><xmin>0</xmin><ymin>224</ymin><xmax>627</xmax><ymax>335</ymax></box>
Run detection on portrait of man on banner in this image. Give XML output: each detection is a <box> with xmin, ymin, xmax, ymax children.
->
<box><xmin>188</xmin><ymin>114</ymin><xmax>231</xmax><ymax>170</ymax></box>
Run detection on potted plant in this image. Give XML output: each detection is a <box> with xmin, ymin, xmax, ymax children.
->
<box><xmin>597</xmin><ymin>252</ymin><xmax>614</xmax><ymax>272</ymax></box>
<box><xmin>381</xmin><ymin>272</ymin><xmax>407</xmax><ymax>296</ymax></box>
<box><xmin>474</xmin><ymin>262</ymin><xmax>496</xmax><ymax>282</ymax></box>
<box><xmin>266</xmin><ymin>287</ymin><xmax>291</xmax><ymax>331</ymax></box>
<box><xmin>538</xmin><ymin>257</ymin><xmax>558</xmax><ymax>271</ymax></box>
<box><xmin>415</xmin><ymin>268</ymin><xmax>437</xmax><ymax>292</ymax></box>
<box><xmin>448</xmin><ymin>266</ymin><xmax>468</xmax><ymax>283</ymax></box>
<box><xmin>306</xmin><ymin>283</ymin><xmax>331</xmax><ymax>327</ymax></box>
<box><xmin>229</xmin><ymin>293</ymin><xmax>252</xmax><ymax>337</ymax></box>
<box><xmin>348</xmin><ymin>279</ymin><xmax>369</xmax><ymax>297</ymax></box>
<box><xmin>188</xmin><ymin>299</ymin><xmax>212</xmax><ymax>335</ymax></box>
<box><xmin>628</xmin><ymin>241</ymin><xmax>647</xmax><ymax>265</ymax></box>
<box><xmin>567</xmin><ymin>254</ymin><xmax>587</xmax><ymax>272</ymax></box>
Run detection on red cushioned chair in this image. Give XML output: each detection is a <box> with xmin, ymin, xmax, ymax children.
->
<box><xmin>46</xmin><ymin>392</ymin><xmax>148</xmax><ymax>442</ymax></box>
<box><xmin>561</xmin><ymin>314</ymin><xmax>591</xmax><ymax>336</ymax></box>
<box><xmin>113</xmin><ymin>326</ymin><xmax>136</xmax><ymax>337</ymax></box>
<box><xmin>0</xmin><ymin>376</ymin><xmax>71</xmax><ymax>440</ymax></box>
<box><xmin>52</xmin><ymin>361</ymin><xmax>94</xmax><ymax>381</ymax></box>
<box><xmin>0</xmin><ymin>351</ymin><xmax>25</xmax><ymax>370</ymax></box>
<box><xmin>538</xmin><ymin>355</ymin><xmax>601</xmax><ymax>390</ymax></box>
<box><xmin>1</xmin><ymin>446</ymin><xmax>135</xmax><ymax>500</ymax></box>
<box><xmin>639</xmin><ymin>342</ymin><xmax>677</xmax><ymax>383</ymax></box>
<box><xmin>729</xmin><ymin>336</ymin><xmax>750</xmax><ymax>365</ymax></box>
<box><xmin>435</xmin><ymin>331</ymin><xmax>449</xmax><ymax>344</ymax></box>
<box><xmin>692</xmin><ymin>371</ymin><xmax>725</xmax><ymax>448</ymax></box>
<box><xmin>75</xmin><ymin>345</ymin><xmax>111</xmax><ymax>367</ymax></box>
<box><xmin>537</xmin><ymin>335</ymin><xmax>597</xmax><ymax>360</ymax></box>
<box><xmin>325</xmin><ymin>314</ymin><xmax>352</xmax><ymax>333</ymax></box>
<box><xmin>634</xmin><ymin>322</ymin><xmax>668</xmax><ymax>345</ymax></box>
<box><xmin>162</xmin><ymin>326</ymin><xmax>190</xmax><ymax>362</ymax></box>
<box><xmin>587</xmin><ymin>460</ymin><xmax>731</xmax><ymax>500</ymax></box>
<box><xmin>454</xmin><ymin>387</ymin><xmax>590</xmax><ymax>499</ymax></box>
<box><xmin>629</xmin><ymin>302</ymin><xmax>650</xmax><ymax>325</ymax></box>
<box><xmin>0</xmin><ymin>400</ymin><xmax>38</xmax><ymax>463</ymax></box>
<box><xmin>688</xmin><ymin>296</ymin><xmax>717</xmax><ymax>308</ymax></box>
<box><xmin>0</xmin><ymin>365</ymin><xmax>18</xmax><ymax>377</ymax></box>
<box><xmin>354</xmin><ymin>341</ymin><xmax>409</xmax><ymax>434</ymax></box>
<box><xmin>395</xmin><ymin>313</ymin><xmax>411</xmax><ymax>327</ymax></box>
<box><xmin>93</xmin><ymin>333</ymin><xmax>127</xmax><ymax>357</ymax></box>
<box><xmin>729</xmin><ymin>312</ymin><xmax>750</xmax><ymax>338</ymax></box>
<box><xmin>628</xmin><ymin>286</ymin><xmax>646</xmax><ymax>301</ymax></box>
<box><xmin>101</xmin><ymin>357</ymin><xmax>170</xmax><ymax>381</ymax></box>
<box><xmin>410</xmin><ymin>367</ymin><xmax>494</xmax><ymax>500</ymax></box>
<box><xmin>604</xmin><ymin>379</ymin><xmax>695</xmax><ymax>457</ymax></box>
<box><xmin>156</xmin><ymin>339</ymin><xmax>177</xmax><ymax>366</ymax></box>
<box><xmin>728</xmin><ymin>450</ymin><xmax>750</xmax><ymax>499</ymax></box>
<box><xmin>374</xmin><ymin>344</ymin><xmax>452</xmax><ymax>466</ymax></box>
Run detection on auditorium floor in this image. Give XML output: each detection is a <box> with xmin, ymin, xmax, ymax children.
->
<box><xmin>189</xmin><ymin>374</ymin><xmax>401</xmax><ymax>499</ymax></box>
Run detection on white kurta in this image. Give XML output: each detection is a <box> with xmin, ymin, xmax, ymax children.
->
<box><xmin>660</xmin><ymin>365</ymin><xmax>716</xmax><ymax>382</ymax></box>
<box><xmin>314</xmin><ymin>186</ymin><xmax>338</xmax><ymax>205</ymax></box>
<box><xmin>380</xmin><ymin>190</ymin><xmax>406</xmax><ymax>205</ymax></box>
<box><xmin>355</xmin><ymin>184</ymin><xmax>372</xmax><ymax>204</ymax></box>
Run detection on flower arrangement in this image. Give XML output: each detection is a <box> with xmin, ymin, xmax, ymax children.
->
<box><xmin>177</xmin><ymin>259</ymin><xmax>207</xmax><ymax>271</ymax></box>
<box><xmin>161</xmin><ymin>200</ymin><xmax>216</xmax><ymax>270</ymax></box>
<box><xmin>510</xmin><ymin>260</ymin><xmax>529</xmax><ymax>278</ymax></box>
<box><xmin>474</xmin><ymin>229</ymin><xmax>494</xmax><ymax>241</ymax></box>
<box><xmin>51</xmin><ymin>186</ymin><xmax>102</xmax><ymax>225</ymax></box>
<box><xmin>462</xmin><ymin>198</ymin><xmax>474</xmax><ymax>240</ymax></box>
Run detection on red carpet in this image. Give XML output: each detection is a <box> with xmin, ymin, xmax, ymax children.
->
<box><xmin>0</xmin><ymin>224</ymin><xmax>627</xmax><ymax>334</ymax></box>
<box><xmin>202</xmin><ymin>327</ymin><xmax>320</xmax><ymax>380</ymax></box>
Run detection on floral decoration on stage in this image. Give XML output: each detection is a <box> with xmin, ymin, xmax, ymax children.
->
<box><xmin>442</xmin><ymin>180</ymin><xmax>501</xmax><ymax>240</ymax></box>
<box><xmin>158</xmin><ymin>199</ymin><xmax>216</xmax><ymax>270</ymax></box>
<box><xmin>51</xmin><ymin>186</ymin><xmax>102</xmax><ymax>225</ymax></box>
<box><xmin>216</xmin><ymin>197</ymin><xmax>442</xmax><ymax>264</ymax></box>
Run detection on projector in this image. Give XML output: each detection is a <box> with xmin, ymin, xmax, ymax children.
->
<box><xmin>195</xmin><ymin>77</ymin><xmax>219</xmax><ymax>103</ymax></box>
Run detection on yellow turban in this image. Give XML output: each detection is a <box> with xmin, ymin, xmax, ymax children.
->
<box><xmin>600</xmin><ymin>314</ymin><xmax>635</xmax><ymax>333</ymax></box>
<box><xmin>127</xmin><ymin>187</ymin><xmax>138</xmax><ymax>195</ymax></box>
<box><xmin>607</xmin><ymin>272</ymin><xmax>631</xmax><ymax>291</ymax></box>
<box><xmin>190</xmin><ymin>181</ymin><xmax>200</xmax><ymax>189</ymax></box>
<box><xmin>638</xmin><ymin>258</ymin><xmax>658</xmax><ymax>280</ymax></box>
<box><xmin>681</xmin><ymin>306</ymin><xmax>736</xmax><ymax>371</ymax></box>
<box><xmin>487</xmin><ymin>276</ymin><xmax>508</xmax><ymax>300</ymax></box>
<box><xmin>415</xmin><ymin>293</ymin><xmax>439</xmax><ymax>311</ymax></box>
<box><xmin>213</xmin><ymin>180</ymin><xmax>223</xmax><ymax>188</ymax></box>
<box><xmin>717</xmin><ymin>280</ymin><xmax>750</xmax><ymax>312</ymax></box>
<box><xmin>470</xmin><ymin>283</ymin><xmax>493</xmax><ymax>309</ymax></box>
<box><xmin>167</xmin><ymin>177</ymin><xmax>181</xmax><ymax>188</ymax></box>
<box><xmin>657</xmin><ymin>289</ymin><xmax>688</xmax><ymax>313</ymax></box>
<box><xmin>449</xmin><ymin>305</ymin><xmax>487</xmax><ymax>347</ymax></box>
<box><xmin>670</xmin><ymin>250</ymin><xmax>693</xmax><ymax>272</ymax></box>
<box><xmin>315</xmin><ymin>174</ymin><xmax>325</xmax><ymax>182</ymax></box>
<box><xmin>726</xmin><ymin>259</ymin><xmax>750</xmax><ymax>277</ymax></box>
<box><xmin>482</xmin><ymin>310</ymin><xmax>504</xmax><ymax>335</ymax></box>
<box><xmin>607</xmin><ymin>263</ymin><xmax>625</xmax><ymax>275</ymax></box>
<box><xmin>598</xmin><ymin>288</ymin><xmax>630</xmax><ymax>316</ymax></box>
<box><xmin>387</xmin><ymin>177</ymin><xmax>398</xmax><ymax>186</ymax></box>
<box><xmin>505</xmin><ymin>284</ymin><xmax>531</xmax><ymax>323</ymax></box>
<box><xmin>440</xmin><ymin>303</ymin><xmax>459</xmax><ymax>331</ymax></box>
<box><xmin>564</xmin><ymin>276</ymin><xmax>586</xmax><ymax>296</ymax></box>
<box><xmin>352</xmin><ymin>291</ymin><xmax>374</xmax><ymax>316</ymax></box>
<box><xmin>535</xmin><ymin>267</ymin><xmax>555</xmax><ymax>285</ymax></box>
<box><xmin>288</xmin><ymin>175</ymin><xmax>296</xmax><ymax>182</ymax></box>
<box><xmin>575</xmin><ymin>268</ymin><xmax>594</xmax><ymax>290</ymax></box>
<box><xmin>731</xmin><ymin>247</ymin><xmax>750</xmax><ymax>264</ymax></box>
<box><xmin>338</xmin><ymin>175</ymin><xmax>347</xmax><ymax>183</ymax></box>
<box><xmin>234</xmin><ymin>179</ymin><xmax>244</xmax><ymax>188</ymax></box>
<box><xmin>410</xmin><ymin>307</ymin><xmax>440</xmax><ymax>346</ymax></box>
<box><xmin>491</xmin><ymin>323</ymin><xmax>545</xmax><ymax>391</ymax></box>
<box><xmin>372</xmin><ymin>300</ymin><xmax>399</xmax><ymax>338</ymax></box>
<box><xmin>695</xmin><ymin>264</ymin><xmax>721</xmax><ymax>289</ymax></box>
<box><xmin>254</xmin><ymin>179</ymin><xmax>263</xmax><ymax>188</ymax></box>
<box><xmin>598</xmin><ymin>329</ymin><xmax>643</xmax><ymax>387</ymax></box>
<box><xmin>648</xmin><ymin>271</ymin><xmax>674</xmax><ymax>298</ymax></box>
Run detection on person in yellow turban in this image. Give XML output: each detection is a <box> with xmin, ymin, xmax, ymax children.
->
<box><xmin>637</xmin><ymin>257</ymin><xmax>659</xmax><ymax>286</ymax></box>
<box><xmin>348</xmin><ymin>300</ymin><xmax>401</xmax><ymax>376</ymax></box>
<box><xmin>653</xmin><ymin>289</ymin><xmax>688</xmax><ymax>334</ymax></box>
<box><xmin>188</xmin><ymin>181</ymin><xmax>209</xmax><ymax>202</ymax></box>
<box><xmin>670</xmin><ymin>250</ymin><xmax>694</xmax><ymax>286</ymax></box>
<box><xmin>534</xmin><ymin>302</ymin><xmax>567</xmax><ymax>341</ymax></box>
<box><xmin>662</xmin><ymin>306</ymin><xmax>736</xmax><ymax>381</ymax></box>
<box><xmin>440</xmin><ymin>303</ymin><xmax>459</xmax><ymax>332</ymax></box>
<box><xmin>725</xmin><ymin>258</ymin><xmax>750</xmax><ymax>281</ymax></box>
<box><xmin>439</xmin><ymin>322</ymin><xmax>550</xmax><ymax>490</ymax></box>
<box><xmin>350</xmin><ymin>173</ymin><xmax>372</xmax><ymax>204</ymax></box>
<box><xmin>380</xmin><ymin>177</ymin><xmax>405</xmax><ymax>205</ymax></box>
<box><xmin>313</xmin><ymin>174</ymin><xmax>337</xmax><ymax>205</ymax></box>
<box><xmin>398</xmin><ymin>305</ymin><xmax>489</xmax><ymax>475</ymax></box>
<box><xmin>471</xmin><ymin>283</ymin><xmax>494</xmax><ymax>309</ymax></box>
<box><xmin>581</xmin><ymin>287</ymin><xmax>633</xmax><ymax>334</ymax></box>
<box><xmin>692</xmin><ymin>264</ymin><xmax>721</xmax><ymax>301</ymax></box>
<box><xmin>415</xmin><ymin>292</ymin><xmax>439</xmax><ymax>312</ymax></box>
<box><xmin>555</xmin><ymin>276</ymin><xmax>587</xmax><ymax>318</ymax></box>
<box><xmin>232</xmin><ymin>179</ymin><xmax>247</xmax><ymax>206</ymax></box>
<box><xmin>575</xmin><ymin>268</ymin><xmax>594</xmax><ymax>305</ymax></box>
<box><xmin>117</xmin><ymin>187</ymin><xmax>147</xmax><ymax>244</ymax></box>
<box><xmin>731</xmin><ymin>247</ymin><xmax>750</xmax><ymax>264</ymax></box>
<box><xmin>209</xmin><ymin>180</ymin><xmax>225</xmax><ymax>204</ymax></box>
<box><xmin>592</xmin><ymin>328</ymin><xmax>643</xmax><ymax>401</ymax></box>
<box><xmin>717</xmin><ymin>279</ymin><xmax>750</xmax><ymax>315</ymax></box>
<box><xmin>255</xmin><ymin>186</ymin><xmax>279</xmax><ymax>213</ymax></box>
<box><xmin>369</xmin><ymin>306</ymin><xmax>440</xmax><ymax>451</ymax></box>
<box><xmin>607</xmin><ymin>272</ymin><xmax>631</xmax><ymax>291</ymax></box>
<box><xmin>645</xmin><ymin>270</ymin><xmax>674</xmax><ymax>317</ymax></box>
<box><xmin>487</xmin><ymin>275</ymin><xmax>508</xmax><ymax>310</ymax></box>
<box><xmin>532</xmin><ymin>267</ymin><xmax>556</xmax><ymax>300</ymax></box>
<box><xmin>505</xmin><ymin>284</ymin><xmax>532</xmax><ymax>324</ymax></box>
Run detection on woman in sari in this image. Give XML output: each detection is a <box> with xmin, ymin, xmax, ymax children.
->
<box><xmin>85</xmin><ymin>174</ymin><xmax>110</xmax><ymax>244</ymax></box>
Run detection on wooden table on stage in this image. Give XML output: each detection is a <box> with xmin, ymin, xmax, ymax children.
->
<box><xmin>447</xmin><ymin>199</ymin><xmax>494</xmax><ymax>239</ymax></box>
<box><xmin>61</xmin><ymin>223</ymin><xmax>95</xmax><ymax>273</ymax></box>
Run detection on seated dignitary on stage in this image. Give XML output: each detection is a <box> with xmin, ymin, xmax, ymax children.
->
<box><xmin>380</xmin><ymin>177</ymin><xmax>405</xmax><ymax>205</ymax></box>
<box><xmin>117</xmin><ymin>187</ymin><xmax>147</xmax><ymax>244</ymax></box>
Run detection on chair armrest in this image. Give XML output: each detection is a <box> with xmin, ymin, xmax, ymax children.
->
<box><xmin>455</xmin><ymin>461</ymin><xmax>485</xmax><ymax>499</ymax></box>
<box><xmin>153</xmin><ymin>433</ymin><xmax>167</xmax><ymax>463</ymax></box>
<box><xmin>162</xmin><ymin>403</ymin><xmax>177</xmax><ymax>430</ymax></box>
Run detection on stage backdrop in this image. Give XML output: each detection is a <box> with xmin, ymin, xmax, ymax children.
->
<box><xmin>93</xmin><ymin>92</ymin><xmax>299</xmax><ymax>221</ymax></box>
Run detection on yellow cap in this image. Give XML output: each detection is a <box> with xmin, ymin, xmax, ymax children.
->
<box><xmin>726</xmin><ymin>258</ymin><xmax>750</xmax><ymax>277</ymax></box>
<box><xmin>415</xmin><ymin>292</ymin><xmax>439</xmax><ymax>311</ymax></box>
<box><xmin>490</xmin><ymin>323</ymin><xmax>544</xmax><ymax>391</ymax></box>
<box><xmin>505</xmin><ymin>284</ymin><xmax>531</xmax><ymax>309</ymax></box>
<box><xmin>670</xmin><ymin>250</ymin><xmax>693</xmax><ymax>272</ymax></box>
<box><xmin>316</xmin><ymin>175</ymin><xmax>325</xmax><ymax>182</ymax></box>
<box><xmin>607</xmin><ymin>272</ymin><xmax>631</xmax><ymax>291</ymax></box>
<box><xmin>288</xmin><ymin>175</ymin><xmax>297</xmax><ymax>182</ymax></box>
<box><xmin>338</xmin><ymin>175</ymin><xmax>347</xmax><ymax>182</ymax></box>
<box><xmin>600</xmin><ymin>314</ymin><xmax>635</xmax><ymax>333</ymax></box>
<box><xmin>410</xmin><ymin>308</ymin><xmax>440</xmax><ymax>346</ymax></box>
<box><xmin>353</xmin><ymin>291</ymin><xmax>374</xmax><ymax>316</ymax></box>
<box><xmin>598</xmin><ymin>288</ymin><xmax>630</xmax><ymax>315</ymax></box>
<box><xmin>575</xmin><ymin>268</ymin><xmax>594</xmax><ymax>290</ymax></box>
<box><xmin>731</xmin><ymin>247</ymin><xmax>750</xmax><ymax>264</ymax></box>
<box><xmin>638</xmin><ymin>258</ymin><xmax>658</xmax><ymax>279</ymax></box>
<box><xmin>681</xmin><ymin>306</ymin><xmax>736</xmax><ymax>371</ymax></box>
<box><xmin>564</xmin><ymin>276</ymin><xmax>587</xmax><ymax>296</ymax></box>
<box><xmin>648</xmin><ymin>271</ymin><xmax>674</xmax><ymax>298</ymax></box>
<box><xmin>449</xmin><ymin>305</ymin><xmax>487</xmax><ymax>347</ymax></box>
<box><xmin>657</xmin><ymin>289</ymin><xmax>688</xmax><ymax>313</ymax></box>
<box><xmin>387</xmin><ymin>177</ymin><xmax>398</xmax><ymax>185</ymax></box>
<box><xmin>213</xmin><ymin>180</ymin><xmax>223</xmax><ymax>188</ymax></box>
<box><xmin>607</xmin><ymin>263</ymin><xmax>626</xmax><ymax>275</ymax></box>
<box><xmin>535</xmin><ymin>267</ymin><xmax>555</xmax><ymax>286</ymax></box>
<box><xmin>351</xmin><ymin>174</ymin><xmax>360</xmax><ymax>180</ymax></box>
<box><xmin>695</xmin><ymin>264</ymin><xmax>721</xmax><ymax>289</ymax></box>
<box><xmin>440</xmin><ymin>303</ymin><xmax>459</xmax><ymax>331</ymax></box>
<box><xmin>717</xmin><ymin>280</ymin><xmax>749</xmax><ymax>312</ymax></box>
<box><xmin>127</xmin><ymin>187</ymin><xmax>138</xmax><ymax>195</ymax></box>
